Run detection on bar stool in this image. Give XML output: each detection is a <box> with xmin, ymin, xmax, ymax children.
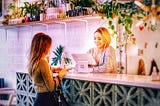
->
<box><xmin>0</xmin><ymin>88</ymin><xmax>16</xmax><ymax>106</ymax></box>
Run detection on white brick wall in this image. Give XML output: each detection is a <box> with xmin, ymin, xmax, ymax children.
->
<box><xmin>0</xmin><ymin>19</ymin><xmax>105</xmax><ymax>88</ymax></box>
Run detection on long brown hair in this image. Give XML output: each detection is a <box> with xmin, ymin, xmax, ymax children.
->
<box><xmin>28</xmin><ymin>32</ymin><xmax>52</xmax><ymax>77</ymax></box>
<box><xmin>94</xmin><ymin>27</ymin><xmax>111</xmax><ymax>48</ymax></box>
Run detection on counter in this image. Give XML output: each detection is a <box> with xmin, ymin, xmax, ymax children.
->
<box><xmin>66</xmin><ymin>72</ymin><xmax>160</xmax><ymax>89</ymax></box>
<box><xmin>16</xmin><ymin>72</ymin><xmax>160</xmax><ymax>106</ymax></box>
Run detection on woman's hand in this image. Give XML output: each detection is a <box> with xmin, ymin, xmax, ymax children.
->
<box><xmin>58</xmin><ymin>68</ymin><xmax>68</xmax><ymax>80</ymax></box>
<box><xmin>55</xmin><ymin>67</ymin><xmax>63</xmax><ymax>73</ymax></box>
<box><xmin>88</xmin><ymin>64</ymin><xmax>96</xmax><ymax>68</ymax></box>
<box><xmin>51</xmin><ymin>67</ymin><xmax>65</xmax><ymax>73</ymax></box>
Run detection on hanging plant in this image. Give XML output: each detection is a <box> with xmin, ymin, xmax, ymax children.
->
<box><xmin>94</xmin><ymin>0</ymin><xmax>139</xmax><ymax>73</ymax></box>
<box><xmin>95</xmin><ymin>1</ymin><xmax>137</xmax><ymax>36</ymax></box>
<box><xmin>95</xmin><ymin>0</ymin><xmax>160</xmax><ymax>33</ymax></box>
<box><xmin>94</xmin><ymin>0</ymin><xmax>160</xmax><ymax>73</ymax></box>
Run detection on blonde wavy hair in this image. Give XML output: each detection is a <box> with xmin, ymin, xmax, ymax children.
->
<box><xmin>94</xmin><ymin>27</ymin><xmax>111</xmax><ymax>48</ymax></box>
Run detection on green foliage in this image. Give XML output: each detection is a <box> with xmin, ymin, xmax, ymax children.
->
<box><xmin>7</xmin><ymin>1</ymin><xmax>21</xmax><ymax>19</ymax></box>
<box><xmin>8</xmin><ymin>3</ymin><xmax>16</xmax><ymax>10</ymax></box>
<box><xmin>31</xmin><ymin>2</ymin><xmax>41</xmax><ymax>16</ymax></box>
<box><xmin>95</xmin><ymin>0</ymin><xmax>160</xmax><ymax>34</ymax></box>
<box><xmin>71</xmin><ymin>0</ymin><xmax>95</xmax><ymax>7</ymax></box>
<box><xmin>51</xmin><ymin>45</ymin><xmax>63</xmax><ymax>65</ymax></box>
<box><xmin>21</xmin><ymin>2</ymin><xmax>41</xmax><ymax>17</ymax></box>
<box><xmin>21</xmin><ymin>2</ymin><xmax>31</xmax><ymax>16</ymax></box>
<box><xmin>51</xmin><ymin>45</ymin><xmax>72</xmax><ymax>66</ymax></box>
<box><xmin>7</xmin><ymin>0</ymin><xmax>18</xmax><ymax>10</ymax></box>
<box><xmin>95</xmin><ymin>1</ymin><xmax>141</xmax><ymax>72</ymax></box>
<box><xmin>64</xmin><ymin>58</ymin><xmax>72</xmax><ymax>64</ymax></box>
<box><xmin>41</xmin><ymin>0</ymin><xmax>45</xmax><ymax>5</ymax></box>
<box><xmin>95</xmin><ymin>1</ymin><xmax>136</xmax><ymax>36</ymax></box>
<box><xmin>80</xmin><ymin>0</ymin><xmax>95</xmax><ymax>7</ymax></box>
<box><xmin>71</xmin><ymin>0</ymin><xmax>81</xmax><ymax>7</ymax></box>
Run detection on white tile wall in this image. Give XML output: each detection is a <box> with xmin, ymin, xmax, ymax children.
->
<box><xmin>0</xmin><ymin>20</ymin><xmax>111</xmax><ymax>88</ymax></box>
<box><xmin>0</xmin><ymin>0</ymin><xmax>160</xmax><ymax>88</ymax></box>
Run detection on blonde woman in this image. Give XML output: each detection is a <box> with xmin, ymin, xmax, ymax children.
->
<box><xmin>28</xmin><ymin>32</ymin><xmax>67</xmax><ymax>106</ymax></box>
<box><xmin>88</xmin><ymin>27</ymin><xmax>117</xmax><ymax>73</ymax></box>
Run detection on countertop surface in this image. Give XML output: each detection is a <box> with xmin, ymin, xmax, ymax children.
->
<box><xmin>65</xmin><ymin>72</ymin><xmax>160</xmax><ymax>89</ymax></box>
<box><xmin>17</xmin><ymin>71</ymin><xmax>160</xmax><ymax>89</ymax></box>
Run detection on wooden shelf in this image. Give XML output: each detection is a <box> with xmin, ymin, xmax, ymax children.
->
<box><xmin>0</xmin><ymin>15</ymin><xmax>101</xmax><ymax>29</ymax></box>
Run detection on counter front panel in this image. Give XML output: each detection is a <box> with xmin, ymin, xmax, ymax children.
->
<box><xmin>16</xmin><ymin>72</ymin><xmax>160</xmax><ymax>106</ymax></box>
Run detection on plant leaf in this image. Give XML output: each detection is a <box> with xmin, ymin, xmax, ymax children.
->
<box><xmin>51</xmin><ymin>45</ymin><xmax>65</xmax><ymax>66</ymax></box>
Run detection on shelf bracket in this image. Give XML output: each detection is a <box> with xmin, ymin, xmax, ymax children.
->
<box><xmin>73</xmin><ymin>19</ymin><xmax>88</xmax><ymax>32</ymax></box>
<box><xmin>54</xmin><ymin>21</ymin><xmax>67</xmax><ymax>46</ymax></box>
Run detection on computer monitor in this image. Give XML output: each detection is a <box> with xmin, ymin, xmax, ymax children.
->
<box><xmin>72</xmin><ymin>53</ymin><xmax>96</xmax><ymax>66</ymax></box>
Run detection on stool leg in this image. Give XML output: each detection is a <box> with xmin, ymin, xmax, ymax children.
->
<box><xmin>7</xmin><ymin>92</ymin><xmax>16</xmax><ymax>106</ymax></box>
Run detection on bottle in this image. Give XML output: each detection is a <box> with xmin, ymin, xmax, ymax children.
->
<box><xmin>151</xmin><ymin>66</ymin><xmax>158</xmax><ymax>81</ymax></box>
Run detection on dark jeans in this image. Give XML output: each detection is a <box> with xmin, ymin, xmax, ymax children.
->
<box><xmin>34</xmin><ymin>91</ymin><xmax>57</xmax><ymax>106</ymax></box>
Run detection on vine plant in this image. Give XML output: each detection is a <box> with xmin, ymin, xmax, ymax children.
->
<box><xmin>94</xmin><ymin>0</ymin><xmax>160</xmax><ymax>73</ymax></box>
<box><xmin>94</xmin><ymin>0</ymin><xmax>145</xmax><ymax>73</ymax></box>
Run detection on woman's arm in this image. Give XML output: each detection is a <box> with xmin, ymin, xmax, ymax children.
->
<box><xmin>40</xmin><ymin>60</ymin><xmax>56</xmax><ymax>92</ymax></box>
<box><xmin>93</xmin><ymin>47</ymin><xmax>117</xmax><ymax>73</ymax></box>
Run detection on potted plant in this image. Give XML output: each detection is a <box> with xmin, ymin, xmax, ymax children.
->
<box><xmin>7</xmin><ymin>3</ymin><xmax>16</xmax><ymax>17</ymax></box>
<box><xmin>21</xmin><ymin>2</ymin><xmax>31</xmax><ymax>22</ymax></box>
<box><xmin>71</xmin><ymin>0</ymin><xmax>95</xmax><ymax>8</ymax></box>
<box><xmin>21</xmin><ymin>2</ymin><xmax>41</xmax><ymax>22</ymax></box>
<box><xmin>70</xmin><ymin>0</ymin><xmax>95</xmax><ymax>15</ymax></box>
<box><xmin>31</xmin><ymin>2</ymin><xmax>41</xmax><ymax>21</ymax></box>
<box><xmin>51</xmin><ymin>45</ymin><xmax>72</xmax><ymax>67</ymax></box>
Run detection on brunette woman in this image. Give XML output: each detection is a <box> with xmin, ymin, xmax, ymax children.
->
<box><xmin>28</xmin><ymin>32</ymin><xmax>67</xmax><ymax>106</ymax></box>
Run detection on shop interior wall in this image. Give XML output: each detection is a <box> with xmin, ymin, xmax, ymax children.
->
<box><xmin>0</xmin><ymin>0</ymin><xmax>160</xmax><ymax>88</ymax></box>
